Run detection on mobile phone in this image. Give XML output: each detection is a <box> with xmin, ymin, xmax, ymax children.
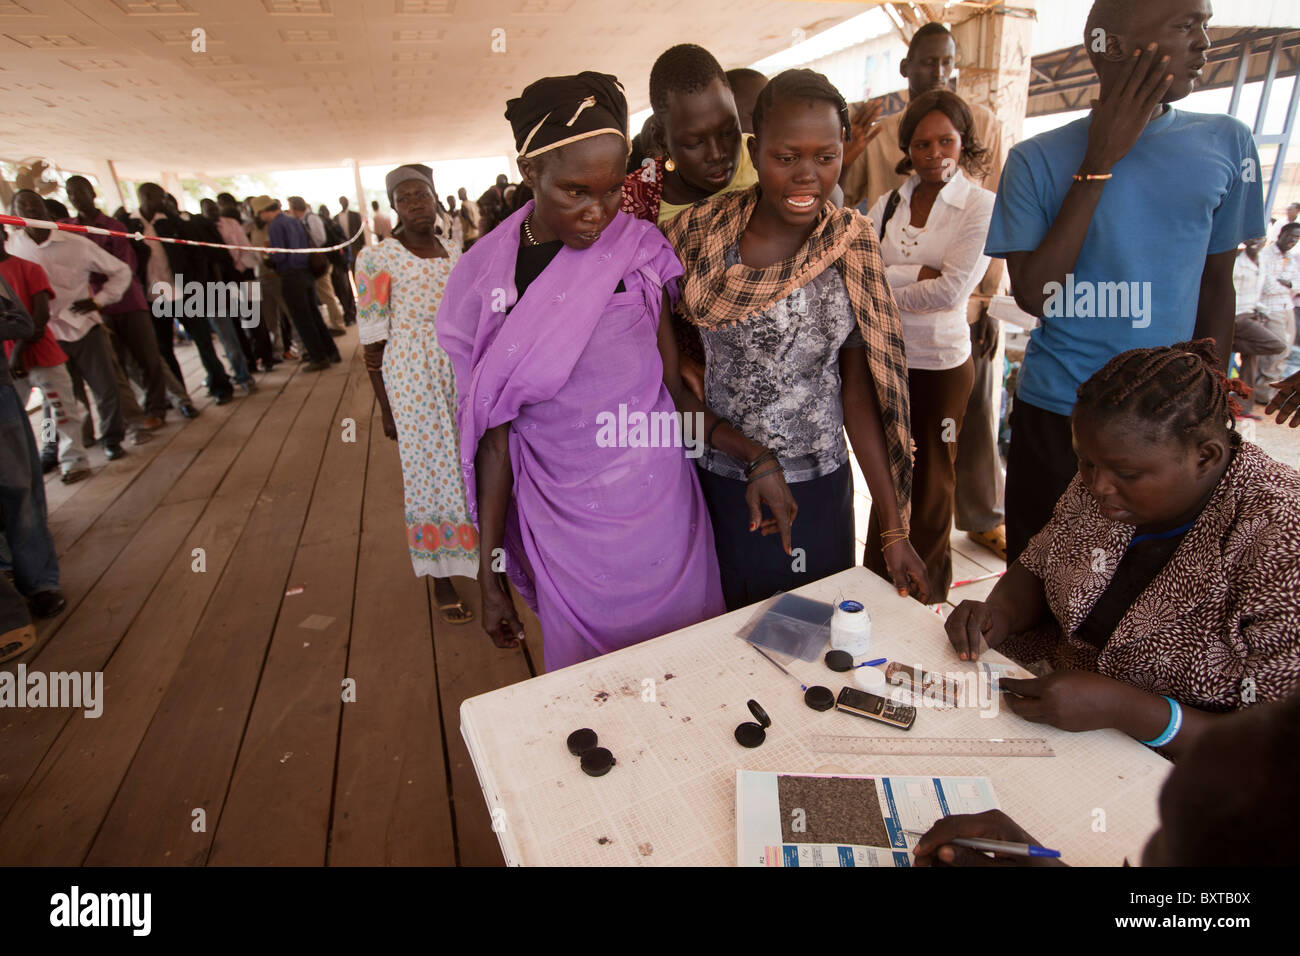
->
<box><xmin>835</xmin><ymin>686</ymin><xmax>916</xmax><ymax>730</ymax></box>
<box><xmin>885</xmin><ymin>662</ymin><xmax>960</xmax><ymax>706</ymax></box>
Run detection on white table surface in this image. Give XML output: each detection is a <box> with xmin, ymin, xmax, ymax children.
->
<box><xmin>461</xmin><ymin>567</ymin><xmax>1171</xmax><ymax>866</ymax></box>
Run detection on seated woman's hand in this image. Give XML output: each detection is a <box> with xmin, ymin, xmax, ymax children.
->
<box><xmin>913</xmin><ymin>809</ymin><xmax>1061</xmax><ymax>867</ymax></box>
<box><xmin>999</xmin><ymin>670</ymin><xmax>1128</xmax><ymax>733</ymax></box>
<box><xmin>918</xmin><ymin>265</ymin><xmax>942</xmax><ymax>280</ymax></box>
<box><xmin>945</xmin><ymin>600</ymin><xmax>1010</xmax><ymax>661</ymax></box>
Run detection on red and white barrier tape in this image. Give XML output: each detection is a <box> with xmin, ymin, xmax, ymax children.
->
<box><xmin>0</xmin><ymin>212</ymin><xmax>365</xmax><ymax>255</ymax></box>
<box><xmin>951</xmin><ymin>570</ymin><xmax>1006</xmax><ymax>589</ymax></box>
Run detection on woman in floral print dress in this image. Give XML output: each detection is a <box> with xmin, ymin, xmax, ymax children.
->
<box><xmin>947</xmin><ymin>341</ymin><xmax>1300</xmax><ymax>760</ymax></box>
<box><xmin>357</xmin><ymin>165</ymin><xmax>476</xmax><ymax>624</ymax></box>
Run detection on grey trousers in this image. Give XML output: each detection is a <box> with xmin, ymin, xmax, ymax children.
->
<box><xmin>59</xmin><ymin>324</ymin><xmax>127</xmax><ymax>446</ymax></box>
<box><xmin>315</xmin><ymin>272</ymin><xmax>346</xmax><ymax>332</ymax></box>
<box><xmin>14</xmin><ymin>363</ymin><xmax>87</xmax><ymax>473</ymax></box>
<box><xmin>259</xmin><ymin>270</ymin><xmax>289</xmax><ymax>359</ymax></box>
<box><xmin>104</xmin><ymin>309</ymin><xmax>167</xmax><ymax>417</ymax></box>
<box><xmin>67</xmin><ymin>325</ymin><xmax>149</xmax><ymax>439</ymax></box>
<box><xmin>954</xmin><ymin>330</ymin><xmax>1005</xmax><ymax>534</ymax></box>
<box><xmin>1242</xmin><ymin>308</ymin><xmax>1294</xmax><ymax>404</ymax></box>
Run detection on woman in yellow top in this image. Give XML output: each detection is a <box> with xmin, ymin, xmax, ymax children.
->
<box><xmin>620</xmin><ymin>44</ymin><xmax>756</xmax><ymax>228</ymax></box>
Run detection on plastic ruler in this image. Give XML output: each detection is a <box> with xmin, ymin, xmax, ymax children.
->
<box><xmin>808</xmin><ymin>734</ymin><xmax>1056</xmax><ymax>757</ymax></box>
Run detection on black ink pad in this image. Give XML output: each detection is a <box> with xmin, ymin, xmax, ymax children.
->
<box><xmin>825</xmin><ymin>650</ymin><xmax>854</xmax><ymax>672</ymax></box>
<box><xmin>804</xmin><ymin>685</ymin><xmax>835</xmax><ymax>711</ymax></box>
<box><xmin>580</xmin><ymin>747</ymin><xmax>616</xmax><ymax>777</ymax></box>
<box><xmin>567</xmin><ymin>728</ymin><xmax>598</xmax><ymax>756</ymax></box>
<box><xmin>734</xmin><ymin>699</ymin><xmax>772</xmax><ymax>748</ymax></box>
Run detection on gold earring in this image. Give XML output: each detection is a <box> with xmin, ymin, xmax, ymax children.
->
<box><xmin>664</xmin><ymin>157</ymin><xmax>676</xmax><ymax>172</ymax></box>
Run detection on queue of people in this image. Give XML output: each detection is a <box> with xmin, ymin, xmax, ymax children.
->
<box><xmin>1</xmin><ymin>176</ymin><xmax>370</xmax><ymax>663</ymax></box>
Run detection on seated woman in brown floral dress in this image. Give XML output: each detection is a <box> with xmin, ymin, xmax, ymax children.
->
<box><xmin>947</xmin><ymin>340</ymin><xmax>1300</xmax><ymax>760</ymax></box>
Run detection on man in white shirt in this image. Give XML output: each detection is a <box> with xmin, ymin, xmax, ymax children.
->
<box><xmin>1267</xmin><ymin>202</ymin><xmax>1299</xmax><ymax>241</ymax></box>
<box><xmin>1252</xmin><ymin>224</ymin><xmax>1300</xmax><ymax>404</ymax></box>
<box><xmin>371</xmin><ymin>200</ymin><xmax>393</xmax><ymax>241</ymax></box>
<box><xmin>1233</xmin><ymin>237</ymin><xmax>1288</xmax><ymax>410</ymax></box>
<box><xmin>8</xmin><ymin>189</ymin><xmax>137</xmax><ymax>458</ymax></box>
<box><xmin>288</xmin><ymin>196</ymin><xmax>346</xmax><ymax>336</ymax></box>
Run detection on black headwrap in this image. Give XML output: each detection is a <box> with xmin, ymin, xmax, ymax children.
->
<box><xmin>505</xmin><ymin>71</ymin><xmax>629</xmax><ymax>159</ymax></box>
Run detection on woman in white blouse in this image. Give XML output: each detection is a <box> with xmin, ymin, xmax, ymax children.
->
<box><xmin>864</xmin><ymin>89</ymin><xmax>996</xmax><ymax>603</ymax></box>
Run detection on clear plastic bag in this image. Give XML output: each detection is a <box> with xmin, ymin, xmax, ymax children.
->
<box><xmin>736</xmin><ymin>592</ymin><xmax>833</xmax><ymax>662</ymax></box>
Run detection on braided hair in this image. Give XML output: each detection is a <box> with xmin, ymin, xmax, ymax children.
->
<box><xmin>1074</xmin><ymin>339</ymin><xmax>1246</xmax><ymax>445</ymax></box>
<box><xmin>751</xmin><ymin>68</ymin><xmax>851</xmax><ymax>142</ymax></box>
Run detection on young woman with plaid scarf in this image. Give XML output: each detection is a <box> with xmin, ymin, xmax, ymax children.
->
<box><xmin>665</xmin><ymin>70</ymin><xmax>930</xmax><ymax>610</ymax></box>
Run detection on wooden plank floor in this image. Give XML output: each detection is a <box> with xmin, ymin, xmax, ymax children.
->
<box><xmin>1</xmin><ymin>334</ymin><xmax>1005</xmax><ymax>866</ymax></box>
<box><xmin>0</xmin><ymin>333</ymin><xmax>539</xmax><ymax>866</ymax></box>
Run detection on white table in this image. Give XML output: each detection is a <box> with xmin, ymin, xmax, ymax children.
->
<box><xmin>461</xmin><ymin>567</ymin><xmax>1171</xmax><ymax>866</ymax></box>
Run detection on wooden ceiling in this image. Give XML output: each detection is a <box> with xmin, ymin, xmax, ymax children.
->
<box><xmin>0</xmin><ymin>0</ymin><xmax>877</xmax><ymax>178</ymax></box>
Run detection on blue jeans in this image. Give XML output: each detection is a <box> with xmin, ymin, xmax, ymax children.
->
<box><xmin>0</xmin><ymin>567</ymin><xmax>30</xmax><ymax>634</ymax></box>
<box><xmin>0</xmin><ymin>383</ymin><xmax>60</xmax><ymax>594</ymax></box>
<box><xmin>209</xmin><ymin>312</ymin><xmax>253</xmax><ymax>384</ymax></box>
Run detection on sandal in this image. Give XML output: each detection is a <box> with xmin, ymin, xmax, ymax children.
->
<box><xmin>0</xmin><ymin>623</ymin><xmax>37</xmax><ymax>664</ymax></box>
<box><xmin>437</xmin><ymin>600</ymin><xmax>475</xmax><ymax>626</ymax></box>
<box><xmin>61</xmin><ymin>467</ymin><xmax>90</xmax><ymax>485</ymax></box>
<box><xmin>967</xmin><ymin>526</ymin><xmax>1008</xmax><ymax>561</ymax></box>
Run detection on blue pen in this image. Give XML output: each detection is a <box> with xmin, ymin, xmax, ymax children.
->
<box><xmin>904</xmin><ymin>829</ymin><xmax>1061</xmax><ymax>859</ymax></box>
<box><xmin>856</xmin><ymin>657</ymin><xmax>888</xmax><ymax>668</ymax></box>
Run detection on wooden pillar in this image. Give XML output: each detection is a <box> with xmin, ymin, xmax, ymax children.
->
<box><xmin>951</xmin><ymin>1</ymin><xmax>1038</xmax><ymax>155</ymax></box>
<box><xmin>951</xmin><ymin>3</ymin><xmax>1038</xmax><ymax>434</ymax></box>
<box><xmin>352</xmin><ymin>159</ymin><xmax>371</xmax><ymax>247</ymax></box>
<box><xmin>160</xmin><ymin>170</ymin><xmax>186</xmax><ymax>210</ymax></box>
<box><xmin>94</xmin><ymin>159</ymin><xmax>127</xmax><ymax>212</ymax></box>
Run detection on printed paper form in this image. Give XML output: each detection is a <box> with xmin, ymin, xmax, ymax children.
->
<box><xmin>737</xmin><ymin>770</ymin><xmax>999</xmax><ymax>867</ymax></box>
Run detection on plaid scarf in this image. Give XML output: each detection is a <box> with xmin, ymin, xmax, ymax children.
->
<box><xmin>664</xmin><ymin>184</ymin><xmax>913</xmax><ymax>515</ymax></box>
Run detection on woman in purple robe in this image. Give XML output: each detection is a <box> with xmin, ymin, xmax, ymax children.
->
<box><xmin>437</xmin><ymin>73</ymin><xmax>745</xmax><ymax>671</ymax></box>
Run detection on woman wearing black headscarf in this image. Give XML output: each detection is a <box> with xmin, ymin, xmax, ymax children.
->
<box><xmin>356</xmin><ymin>164</ymin><xmax>477</xmax><ymax>625</ymax></box>
<box><xmin>435</xmin><ymin>72</ymin><xmax>727</xmax><ymax>669</ymax></box>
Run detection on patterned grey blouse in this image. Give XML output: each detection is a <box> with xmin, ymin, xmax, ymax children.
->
<box><xmin>698</xmin><ymin>247</ymin><xmax>863</xmax><ymax>483</ymax></box>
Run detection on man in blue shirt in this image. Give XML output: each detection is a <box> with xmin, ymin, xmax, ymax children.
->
<box><xmin>985</xmin><ymin>0</ymin><xmax>1265</xmax><ymax>562</ymax></box>
<box><xmin>262</xmin><ymin>198</ymin><xmax>339</xmax><ymax>371</ymax></box>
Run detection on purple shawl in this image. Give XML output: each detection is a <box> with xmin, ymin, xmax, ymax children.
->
<box><xmin>436</xmin><ymin>202</ymin><xmax>724</xmax><ymax>670</ymax></box>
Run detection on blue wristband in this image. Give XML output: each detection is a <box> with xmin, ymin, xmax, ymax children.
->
<box><xmin>1140</xmin><ymin>695</ymin><xmax>1183</xmax><ymax>748</ymax></box>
